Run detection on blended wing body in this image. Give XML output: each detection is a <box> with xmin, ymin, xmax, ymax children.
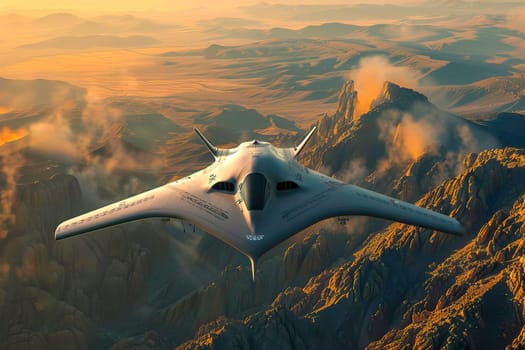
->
<box><xmin>334</xmin><ymin>184</ymin><xmax>464</xmax><ymax>235</ymax></box>
<box><xmin>55</xmin><ymin>172</ymin><xmax>254</xmax><ymax>257</ymax></box>
<box><xmin>55</xmin><ymin>128</ymin><xmax>464</xmax><ymax>279</ymax></box>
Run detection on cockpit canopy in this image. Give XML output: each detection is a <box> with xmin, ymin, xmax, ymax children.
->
<box><xmin>212</xmin><ymin>181</ymin><xmax>235</xmax><ymax>192</ymax></box>
<box><xmin>276</xmin><ymin>181</ymin><xmax>298</xmax><ymax>191</ymax></box>
<box><xmin>241</xmin><ymin>173</ymin><xmax>268</xmax><ymax>211</ymax></box>
<box><xmin>211</xmin><ymin>173</ymin><xmax>301</xmax><ymax>212</ymax></box>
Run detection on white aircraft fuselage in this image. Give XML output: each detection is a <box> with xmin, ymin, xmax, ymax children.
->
<box><xmin>56</xmin><ymin>128</ymin><xmax>464</xmax><ymax>279</ymax></box>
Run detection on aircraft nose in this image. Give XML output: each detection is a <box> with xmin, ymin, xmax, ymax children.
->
<box><xmin>240</xmin><ymin>173</ymin><xmax>268</xmax><ymax>211</ymax></box>
<box><xmin>244</xmin><ymin>210</ymin><xmax>266</xmax><ymax>245</ymax></box>
<box><xmin>246</xmin><ymin>210</ymin><xmax>263</xmax><ymax>234</ymax></box>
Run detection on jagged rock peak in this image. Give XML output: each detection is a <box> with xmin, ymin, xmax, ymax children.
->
<box><xmin>465</xmin><ymin>147</ymin><xmax>525</xmax><ymax>169</ymax></box>
<box><xmin>370</xmin><ymin>81</ymin><xmax>429</xmax><ymax>110</ymax></box>
<box><xmin>335</xmin><ymin>80</ymin><xmax>357</xmax><ymax>120</ymax></box>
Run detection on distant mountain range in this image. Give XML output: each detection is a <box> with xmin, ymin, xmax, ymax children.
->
<box><xmin>0</xmin><ymin>77</ymin><xmax>85</xmax><ymax>110</ymax></box>
<box><xmin>239</xmin><ymin>2</ymin><xmax>524</xmax><ymax>22</ymax></box>
<box><xmin>33</xmin><ymin>12</ymin><xmax>83</xmax><ymax>27</ymax></box>
<box><xmin>30</xmin><ymin>12</ymin><xmax>172</xmax><ymax>34</ymax></box>
<box><xmin>18</xmin><ymin>35</ymin><xmax>159</xmax><ymax>50</ymax></box>
<box><xmin>193</xmin><ymin>104</ymin><xmax>301</xmax><ymax>134</ymax></box>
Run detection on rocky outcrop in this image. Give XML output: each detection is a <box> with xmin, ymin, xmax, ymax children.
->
<box><xmin>392</xmin><ymin>151</ymin><xmax>450</xmax><ymax>202</ymax></box>
<box><xmin>177</xmin><ymin>306</ymin><xmax>322</xmax><ymax>350</ymax></box>
<box><xmin>369</xmin><ymin>172</ymin><xmax>525</xmax><ymax>349</ymax></box>
<box><xmin>335</xmin><ymin>81</ymin><xmax>358</xmax><ymax>121</ymax></box>
<box><xmin>303</xmin><ymin>81</ymin><xmax>482</xmax><ymax>175</ymax></box>
<box><xmin>2</xmin><ymin>287</ymin><xmax>94</xmax><ymax>350</ymax></box>
<box><xmin>370</xmin><ymin>82</ymin><xmax>429</xmax><ymax>110</ymax></box>
<box><xmin>153</xmin><ymin>231</ymin><xmax>347</xmax><ymax>346</ymax></box>
<box><xmin>302</xmin><ymin>81</ymin><xmax>516</xmax><ymax>184</ymax></box>
<box><xmin>13</xmin><ymin>174</ymin><xmax>82</xmax><ymax>239</ymax></box>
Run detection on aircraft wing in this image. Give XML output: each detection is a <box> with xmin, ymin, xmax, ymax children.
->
<box><xmin>55</xmin><ymin>176</ymin><xmax>240</xmax><ymax>241</ymax></box>
<box><xmin>330</xmin><ymin>183</ymin><xmax>464</xmax><ymax>235</ymax></box>
<box><xmin>55</xmin><ymin>184</ymin><xmax>181</xmax><ymax>239</ymax></box>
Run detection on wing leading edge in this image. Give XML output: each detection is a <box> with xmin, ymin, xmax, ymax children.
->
<box><xmin>330</xmin><ymin>184</ymin><xmax>464</xmax><ymax>235</ymax></box>
<box><xmin>55</xmin><ymin>184</ymin><xmax>180</xmax><ymax>240</ymax></box>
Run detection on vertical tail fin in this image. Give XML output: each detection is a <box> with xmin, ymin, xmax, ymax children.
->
<box><xmin>194</xmin><ymin>128</ymin><xmax>219</xmax><ymax>158</ymax></box>
<box><xmin>294</xmin><ymin>126</ymin><xmax>317</xmax><ymax>158</ymax></box>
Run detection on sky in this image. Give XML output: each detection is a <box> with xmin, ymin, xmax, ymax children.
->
<box><xmin>0</xmin><ymin>0</ymin><xmax>423</xmax><ymax>12</ymax></box>
<box><xmin>3</xmin><ymin>0</ymin><xmax>523</xmax><ymax>13</ymax></box>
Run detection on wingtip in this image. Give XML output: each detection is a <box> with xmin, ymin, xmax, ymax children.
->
<box><xmin>54</xmin><ymin>220</ymin><xmax>77</xmax><ymax>240</ymax></box>
<box><xmin>54</xmin><ymin>223</ymin><xmax>62</xmax><ymax>240</ymax></box>
<box><xmin>447</xmin><ymin>217</ymin><xmax>465</xmax><ymax>236</ymax></box>
<box><xmin>455</xmin><ymin>222</ymin><xmax>466</xmax><ymax>236</ymax></box>
<box><xmin>54</xmin><ymin>223</ymin><xmax>66</xmax><ymax>240</ymax></box>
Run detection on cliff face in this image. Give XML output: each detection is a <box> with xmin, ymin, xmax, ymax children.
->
<box><xmin>12</xmin><ymin>174</ymin><xmax>82</xmax><ymax>238</ymax></box>
<box><xmin>302</xmin><ymin>80</ymin><xmax>361</xmax><ymax>171</ymax></box>
<box><xmin>149</xmin><ymin>231</ymin><xmax>348</xmax><ymax>346</ymax></box>
<box><xmin>303</xmin><ymin>81</ymin><xmax>517</xmax><ymax>184</ymax></box>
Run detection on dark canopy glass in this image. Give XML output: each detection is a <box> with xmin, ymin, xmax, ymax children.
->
<box><xmin>242</xmin><ymin>173</ymin><xmax>267</xmax><ymax>211</ymax></box>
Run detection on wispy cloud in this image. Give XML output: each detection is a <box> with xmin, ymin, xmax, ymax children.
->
<box><xmin>349</xmin><ymin>56</ymin><xmax>421</xmax><ymax>118</ymax></box>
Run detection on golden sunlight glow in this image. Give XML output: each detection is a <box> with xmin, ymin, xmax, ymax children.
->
<box><xmin>0</xmin><ymin>127</ymin><xmax>28</xmax><ymax>146</ymax></box>
<box><xmin>0</xmin><ymin>107</ymin><xmax>13</xmax><ymax>114</ymax></box>
<box><xmin>1</xmin><ymin>0</ymin><xmax>184</xmax><ymax>11</ymax></box>
<box><xmin>0</xmin><ymin>0</ymin><xmax>397</xmax><ymax>12</ymax></box>
<box><xmin>2</xmin><ymin>0</ymin><xmax>253</xmax><ymax>11</ymax></box>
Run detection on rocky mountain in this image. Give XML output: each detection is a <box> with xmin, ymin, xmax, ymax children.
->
<box><xmin>159</xmin><ymin>104</ymin><xmax>302</xmax><ymax>177</ymax></box>
<box><xmin>0</xmin><ymin>78</ymin><xmax>86</xmax><ymax>114</ymax></box>
<box><xmin>193</xmin><ymin>104</ymin><xmax>300</xmax><ymax>135</ymax></box>
<box><xmin>423</xmin><ymin>74</ymin><xmax>525</xmax><ymax>115</ymax></box>
<box><xmin>1</xmin><ymin>80</ymin><xmax>525</xmax><ymax>349</ymax></box>
<box><xmin>91</xmin><ymin>112</ymin><xmax>184</xmax><ymax>155</ymax></box>
<box><xmin>301</xmin><ymin>81</ymin><xmax>512</xmax><ymax>176</ymax></box>
<box><xmin>18</xmin><ymin>35</ymin><xmax>159</xmax><ymax>50</ymax></box>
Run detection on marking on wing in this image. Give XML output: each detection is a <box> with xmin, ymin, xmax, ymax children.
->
<box><xmin>174</xmin><ymin>189</ymin><xmax>229</xmax><ymax>221</ymax></box>
<box><xmin>353</xmin><ymin>189</ymin><xmax>452</xmax><ymax>224</ymax></box>
<box><xmin>281</xmin><ymin>180</ymin><xmax>343</xmax><ymax>221</ymax></box>
<box><xmin>246</xmin><ymin>234</ymin><xmax>264</xmax><ymax>241</ymax></box>
<box><xmin>57</xmin><ymin>194</ymin><xmax>156</xmax><ymax>232</ymax></box>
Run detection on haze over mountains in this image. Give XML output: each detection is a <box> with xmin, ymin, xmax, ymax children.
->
<box><xmin>1</xmin><ymin>2</ymin><xmax>525</xmax><ymax>349</ymax></box>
